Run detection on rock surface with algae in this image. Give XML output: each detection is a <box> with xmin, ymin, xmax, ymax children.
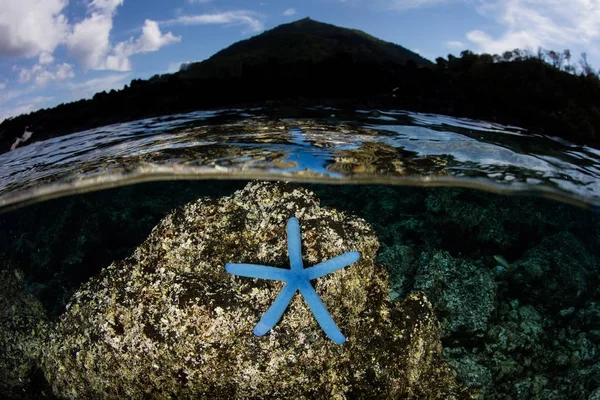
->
<box><xmin>42</xmin><ymin>181</ymin><xmax>474</xmax><ymax>399</ymax></box>
<box><xmin>0</xmin><ymin>266</ymin><xmax>50</xmax><ymax>399</ymax></box>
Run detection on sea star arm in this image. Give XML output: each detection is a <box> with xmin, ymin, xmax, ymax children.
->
<box><xmin>254</xmin><ymin>282</ymin><xmax>298</xmax><ymax>336</ymax></box>
<box><xmin>287</xmin><ymin>217</ymin><xmax>304</xmax><ymax>271</ymax></box>
<box><xmin>225</xmin><ymin>217</ymin><xmax>354</xmax><ymax>344</ymax></box>
<box><xmin>304</xmin><ymin>251</ymin><xmax>360</xmax><ymax>280</ymax></box>
<box><xmin>225</xmin><ymin>263</ymin><xmax>292</xmax><ymax>281</ymax></box>
<box><xmin>297</xmin><ymin>280</ymin><xmax>346</xmax><ymax>344</ymax></box>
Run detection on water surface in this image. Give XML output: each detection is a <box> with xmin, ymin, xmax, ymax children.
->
<box><xmin>1</xmin><ymin>107</ymin><xmax>599</xmax><ymax>211</ymax></box>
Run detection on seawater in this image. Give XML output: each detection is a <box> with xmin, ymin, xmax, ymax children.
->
<box><xmin>0</xmin><ymin>107</ymin><xmax>598</xmax><ymax>399</ymax></box>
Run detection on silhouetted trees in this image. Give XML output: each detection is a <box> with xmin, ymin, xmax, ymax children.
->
<box><xmin>441</xmin><ymin>47</ymin><xmax>599</xmax><ymax>79</ymax></box>
<box><xmin>420</xmin><ymin>48</ymin><xmax>600</xmax><ymax>142</ymax></box>
<box><xmin>1</xmin><ymin>35</ymin><xmax>600</xmax><ymax>153</ymax></box>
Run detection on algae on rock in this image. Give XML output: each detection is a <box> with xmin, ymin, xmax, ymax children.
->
<box><xmin>0</xmin><ymin>267</ymin><xmax>50</xmax><ymax>399</ymax></box>
<box><xmin>412</xmin><ymin>250</ymin><xmax>497</xmax><ymax>338</ymax></box>
<box><xmin>42</xmin><ymin>181</ymin><xmax>474</xmax><ymax>399</ymax></box>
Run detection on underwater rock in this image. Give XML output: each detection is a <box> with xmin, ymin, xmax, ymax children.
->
<box><xmin>0</xmin><ymin>180</ymin><xmax>247</xmax><ymax>319</ymax></box>
<box><xmin>447</xmin><ymin>296</ymin><xmax>599</xmax><ymax>399</ymax></box>
<box><xmin>424</xmin><ymin>188</ymin><xmax>515</xmax><ymax>250</ymax></box>
<box><xmin>442</xmin><ymin>347</ymin><xmax>492</xmax><ymax>392</ymax></box>
<box><xmin>0</xmin><ymin>267</ymin><xmax>50</xmax><ymax>399</ymax></box>
<box><xmin>378</xmin><ymin>245</ymin><xmax>498</xmax><ymax>338</ymax></box>
<box><xmin>484</xmin><ymin>302</ymin><xmax>544</xmax><ymax>355</ymax></box>
<box><xmin>42</xmin><ymin>181</ymin><xmax>474</xmax><ymax>399</ymax></box>
<box><xmin>590</xmin><ymin>387</ymin><xmax>600</xmax><ymax>400</ymax></box>
<box><xmin>510</xmin><ymin>231</ymin><xmax>595</xmax><ymax>312</ymax></box>
<box><xmin>377</xmin><ymin>243</ymin><xmax>417</xmax><ymax>299</ymax></box>
<box><xmin>420</xmin><ymin>187</ymin><xmax>591</xmax><ymax>257</ymax></box>
<box><xmin>411</xmin><ymin>250</ymin><xmax>497</xmax><ymax>338</ymax></box>
<box><xmin>310</xmin><ymin>184</ymin><xmax>600</xmax><ymax>399</ymax></box>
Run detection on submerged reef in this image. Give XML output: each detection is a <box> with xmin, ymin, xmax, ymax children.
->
<box><xmin>411</xmin><ymin>249</ymin><xmax>496</xmax><ymax>338</ymax></box>
<box><xmin>0</xmin><ymin>266</ymin><xmax>50</xmax><ymax>399</ymax></box>
<box><xmin>0</xmin><ymin>180</ymin><xmax>248</xmax><ymax>319</ymax></box>
<box><xmin>4</xmin><ymin>182</ymin><xmax>598</xmax><ymax>399</ymax></box>
<box><xmin>41</xmin><ymin>182</ymin><xmax>474</xmax><ymax>399</ymax></box>
<box><xmin>310</xmin><ymin>184</ymin><xmax>600</xmax><ymax>400</ymax></box>
<box><xmin>378</xmin><ymin>245</ymin><xmax>497</xmax><ymax>338</ymax></box>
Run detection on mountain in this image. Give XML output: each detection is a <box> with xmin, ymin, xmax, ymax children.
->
<box><xmin>0</xmin><ymin>18</ymin><xmax>433</xmax><ymax>151</ymax></box>
<box><xmin>180</xmin><ymin>17</ymin><xmax>431</xmax><ymax>79</ymax></box>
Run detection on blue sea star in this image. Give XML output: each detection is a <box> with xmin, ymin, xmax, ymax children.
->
<box><xmin>225</xmin><ymin>217</ymin><xmax>360</xmax><ymax>344</ymax></box>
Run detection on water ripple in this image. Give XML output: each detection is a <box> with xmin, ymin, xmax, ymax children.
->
<box><xmin>1</xmin><ymin>107</ymin><xmax>599</xmax><ymax>211</ymax></box>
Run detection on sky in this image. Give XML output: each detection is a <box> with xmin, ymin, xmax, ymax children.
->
<box><xmin>1</xmin><ymin>0</ymin><xmax>599</xmax><ymax>122</ymax></box>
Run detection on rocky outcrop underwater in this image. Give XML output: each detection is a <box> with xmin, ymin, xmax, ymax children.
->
<box><xmin>3</xmin><ymin>181</ymin><xmax>599</xmax><ymax>399</ymax></box>
<box><xmin>36</xmin><ymin>182</ymin><xmax>473</xmax><ymax>399</ymax></box>
<box><xmin>0</xmin><ymin>267</ymin><xmax>50</xmax><ymax>398</ymax></box>
<box><xmin>318</xmin><ymin>185</ymin><xmax>600</xmax><ymax>400</ymax></box>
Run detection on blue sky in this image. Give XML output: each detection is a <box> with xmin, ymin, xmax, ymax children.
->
<box><xmin>1</xmin><ymin>0</ymin><xmax>599</xmax><ymax>122</ymax></box>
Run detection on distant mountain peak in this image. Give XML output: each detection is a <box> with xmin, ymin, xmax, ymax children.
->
<box><xmin>179</xmin><ymin>18</ymin><xmax>432</xmax><ymax>80</ymax></box>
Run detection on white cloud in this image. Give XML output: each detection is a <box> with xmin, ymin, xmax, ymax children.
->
<box><xmin>0</xmin><ymin>0</ymin><xmax>69</xmax><ymax>58</ymax></box>
<box><xmin>67</xmin><ymin>73</ymin><xmax>131</xmax><ymax>98</ymax></box>
<box><xmin>19</xmin><ymin>96</ymin><xmax>55</xmax><ymax>106</ymax></box>
<box><xmin>342</xmin><ymin>0</ymin><xmax>598</xmax><ymax>64</ymax></box>
<box><xmin>1</xmin><ymin>0</ymin><xmax>179</xmax><ymax>74</ymax></box>
<box><xmin>13</xmin><ymin>65</ymin><xmax>33</xmax><ymax>83</ymax></box>
<box><xmin>0</xmin><ymin>93</ymin><xmax>53</xmax><ymax>122</ymax></box>
<box><xmin>338</xmin><ymin>0</ymin><xmax>451</xmax><ymax>10</ymax></box>
<box><xmin>0</xmin><ymin>83</ymin><xmax>5</xmax><ymax>90</ymax></box>
<box><xmin>34</xmin><ymin>70</ymin><xmax>55</xmax><ymax>85</ymax></box>
<box><xmin>0</xmin><ymin>88</ymin><xmax>25</xmax><ymax>105</ymax></box>
<box><xmin>0</xmin><ymin>104</ymin><xmax>38</xmax><ymax>122</ymax></box>
<box><xmin>67</xmin><ymin>1</ymin><xmax>179</xmax><ymax>71</ymax></box>
<box><xmin>166</xmin><ymin>60</ymin><xmax>198</xmax><ymax>73</ymax></box>
<box><xmin>167</xmin><ymin>62</ymin><xmax>183</xmax><ymax>73</ymax></box>
<box><xmin>106</xmin><ymin>20</ymin><xmax>181</xmax><ymax>71</ymax></box>
<box><xmin>55</xmin><ymin>63</ymin><xmax>76</xmax><ymax>80</ymax></box>
<box><xmin>39</xmin><ymin>51</ymin><xmax>55</xmax><ymax>65</ymax></box>
<box><xmin>446</xmin><ymin>40</ymin><xmax>465</xmax><ymax>49</ymax></box>
<box><xmin>13</xmin><ymin>63</ymin><xmax>75</xmax><ymax>85</ymax></box>
<box><xmin>35</xmin><ymin>63</ymin><xmax>74</xmax><ymax>85</ymax></box>
<box><xmin>89</xmin><ymin>0</ymin><xmax>125</xmax><ymax>14</ymax></box>
<box><xmin>67</xmin><ymin>12</ymin><xmax>115</xmax><ymax>70</ymax></box>
<box><xmin>283</xmin><ymin>8</ymin><xmax>297</xmax><ymax>16</ymax></box>
<box><xmin>384</xmin><ymin>0</ymin><xmax>449</xmax><ymax>10</ymax></box>
<box><xmin>0</xmin><ymin>85</ymin><xmax>36</xmax><ymax>106</ymax></box>
<box><xmin>161</xmin><ymin>11</ymin><xmax>265</xmax><ymax>32</ymax></box>
<box><xmin>466</xmin><ymin>0</ymin><xmax>600</xmax><ymax>63</ymax></box>
<box><xmin>67</xmin><ymin>0</ymin><xmax>124</xmax><ymax>70</ymax></box>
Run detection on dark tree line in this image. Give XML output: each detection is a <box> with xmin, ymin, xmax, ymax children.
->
<box><xmin>1</xmin><ymin>46</ymin><xmax>599</xmax><ymax>152</ymax></box>
<box><xmin>437</xmin><ymin>48</ymin><xmax>599</xmax><ymax>78</ymax></box>
<box><xmin>403</xmin><ymin>48</ymin><xmax>600</xmax><ymax>143</ymax></box>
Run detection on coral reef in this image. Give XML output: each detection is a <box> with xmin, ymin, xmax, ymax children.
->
<box><xmin>1</xmin><ymin>181</ymin><xmax>598</xmax><ymax>399</ymax></box>
<box><xmin>411</xmin><ymin>250</ymin><xmax>497</xmax><ymax>338</ymax></box>
<box><xmin>310</xmin><ymin>184</ymin><xmax>600</xmax><ymax>399</ymax></box>
<box><xmin>0</xmin><ymin>180</ymin><xmax>246</xmax><ymax>318</ymax></box>
<box><xmin>42</xmin><ymin>182</ymin><xmax>473</xmax><ymax>399</ymax></box>
<box><xmin>508</xmin><ymin>231</ymin><xmax>596</xmax><ymax>313</ymax></box>
<box><xmin>0</xmin><ymin>266</ymin><xmax>50</xmax><ymax>399</ymax></box>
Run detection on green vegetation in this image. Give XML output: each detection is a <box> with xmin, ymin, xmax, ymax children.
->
<box><xmin>1</xmin><ymin>18</ymin><xmax>599</xmax><ymax>151</ymax></box>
